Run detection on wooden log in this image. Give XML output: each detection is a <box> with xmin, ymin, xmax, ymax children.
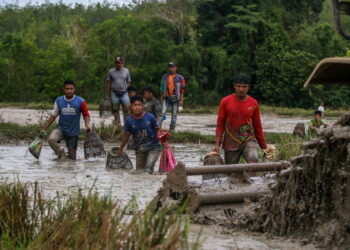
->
<box><xmin>185</xmin><ymin>161</ymin><xmax>289</xmax><ymax>176</ymax></box>
<box><xmin>198</xmin><ymin>191</ymin><xmax>270</xmax><ymax>205</ymax></box>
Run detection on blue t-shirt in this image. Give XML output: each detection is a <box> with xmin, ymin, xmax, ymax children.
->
<box><xmin>55</xmin><ymin>96</ymin><xmax>85</xmax><ymax>137</ymax></box>
<box><xmin>124</xmin><ymin>112</ymin><xmax>160</xmax><ymax>152</ymax></box>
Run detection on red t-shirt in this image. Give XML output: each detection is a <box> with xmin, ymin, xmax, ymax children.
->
<box><xmin>216</xmin><ymin>94</ymin><xmax>267</xmax><ymax>151</ymax></box>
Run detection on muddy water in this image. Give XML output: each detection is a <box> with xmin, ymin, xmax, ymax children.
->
<box><xmin>0</xmin><ymin>142</ymin><xmax>316</xmax><ymax>249</ymax></box>
<box><xmin>0</xmin><ymin>108</ymin><xmax>338</xmax><ymax>134</ymax></box>
<box><xmin>0</xmin><ymin>143</ymin><xmax>209</xmax><ymax>207</ymax></box>
<box><xmin>0</xmin><ymin>107</ymin><xmax>320</xmax><ymax>249</ymax></box>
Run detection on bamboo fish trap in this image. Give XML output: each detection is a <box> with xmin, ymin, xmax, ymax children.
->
<box><xmin>202</xmin><ymin>152</ymin><xmax>226</xmax><ymax>180</ymax></box>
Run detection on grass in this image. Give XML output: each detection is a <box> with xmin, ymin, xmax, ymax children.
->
<box><xmin>0</xmin><ymin>121</ymin><xmax>309</xmax><ymax>161</ymax></box>
<box><xmin>0</xmin><ymin>121</ymin><xmax>307</xmax><ymax>146</ymax></box>
<box><xmin>0</xmin><ymin>181</ymin><xmax>196</xmax><ymax>249</ymax></box>
<box><xmin>169</xmin><ymin>131</ymin><xmax>215</xmax><ymax>144</ymax></box>
<box><xmin>1</xmin><ymin>102</ymin><xmax>346</xmax><ymax>117</ymax></box>
<box><xmin>273</xmin><ymin>134</ymin><xmax>309</xmax><ymax>161</ymax></box>
<box><xmin>260</xmin><ymin>104</ymin><xmax>346</xmax><ymax>117</ymax></box>
<box><xmin>0</xmin><ymin>102</ymin><xmax>99</xmax><ymax>111</ymax></box>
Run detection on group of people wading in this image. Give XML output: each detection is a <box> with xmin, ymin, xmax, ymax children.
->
<box><xmin>41</xmin><ymin>56</ymin><xmax>269</xmax><ymax>175</ymax></box>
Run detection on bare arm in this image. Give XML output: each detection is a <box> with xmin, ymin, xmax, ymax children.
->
<box><xmin>179</xmin><ymin>92</ymin><xmax>184</xmax><ymax>106</ymax></box>
<box><xmin>83</xmin><ymin>116</ymin><xmax>91</xmax><ymax>131</ymax></box>
<box><xmin>41</xmin><ymin>115</ymin><xmax>57</xmax><ymax>131</ymax></box>
<box><xmin>214</xmin><ymin>100</ymin><xmax>226</xmax><ymax>153</ymax></box>
<box><xmin>116</xmin><ymin>132</ymin><xmax>131</xmax><ymax>156</ymax></box>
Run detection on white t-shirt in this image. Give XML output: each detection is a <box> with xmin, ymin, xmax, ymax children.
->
<box><xmin>318</xmin><ymin>105</ymin><xmax>324</xmax><ymax>113</ymax></box>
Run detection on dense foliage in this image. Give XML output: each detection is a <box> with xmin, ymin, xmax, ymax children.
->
<box><xmin>0</xmin><ymin>0</ymin><xmax>349</xmax><ymax>108</ymax></box>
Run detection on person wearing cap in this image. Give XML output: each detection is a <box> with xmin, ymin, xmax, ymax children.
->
<box><xmin>105</xmin><ymin>56</ymin><xmax>132</xmax><ymax>126</ymax></box>
<box><xmin>159</xmin><ymin>62</ymin><xmax>185</xmax><ymax>131</ymax></box>
<box><xmin>214</xmin><ymin>73</ymin><xmax>268</xmax><ymax>182</ymax></box>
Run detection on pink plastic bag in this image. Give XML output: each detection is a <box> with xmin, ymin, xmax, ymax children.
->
<box><xmin>159</xmin><ymin>143</ymin><xmax>176</xmax><ymax>172</ymax></box>
<box><xmin>157</xmin><ymin>129</ymin><xmax>176</xmax><ymax>172</ymax></box>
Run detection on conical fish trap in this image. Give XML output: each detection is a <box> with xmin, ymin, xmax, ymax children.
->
<box><xmin>99</xmin><ymin>98</ymin><xmax>113</xmax><ymax>118</ymax></box>
<box><xmin>84</xmin><ymin>130</ymin><xmax>105</xmax><ymax>159</ymax></box>
<box><xmin>202</xmin><ymin>152</ymin><xmax>226</xmax><ymax>180</ymax></box>
<box><xmin>106</xmin><ymin>147</ymin><xmax>133</xmax><ymax>170</ymax></box>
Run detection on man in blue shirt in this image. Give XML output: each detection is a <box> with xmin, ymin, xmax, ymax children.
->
<box><xmin>116</xmin><ymin>95</ymin><xmax>160</xmax><ymax>174</ymax></box>
<box><xmin>41</xmin><ymin>80</ymin><xmax>91</xmax><ymax>160</ymax></box>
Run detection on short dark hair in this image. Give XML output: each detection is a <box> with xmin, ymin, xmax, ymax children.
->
<box><xmin>142</xmin><ymin>86</ymin><xmax>154</xmax><ymax>95</ymax></box>
<box><xmin>127</xmin><ymin>86</ymin><xmax>136</xmax><ymax>92</ymax></box>
<box><xmin>130</xmin><ymin>95</ymin><xmax>144</xmax><ymax>104</ymax></box>
<box><xmin>233</xmin><ymin>73</ymin><xmax>251</xmax><ymax>85</ymax></box>
<box><xmin>63</xmin><ymin>80</ymin><xmax>75</xmax><ymax>87</ymax></box>
<box><xmin>314</xmin><ymin>110</ymin><xmax>322</xmax><ymax>115</ymax></box>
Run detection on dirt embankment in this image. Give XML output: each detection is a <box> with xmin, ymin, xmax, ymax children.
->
<box><xmin>152</xmin><ymin>113</ymin><xmax>350</xmax><ymax>249</ymax></box>
<box><xmin>240</xmin><ymin>113</ymin><xmax>350</xmax><ymax>248</ymax></box>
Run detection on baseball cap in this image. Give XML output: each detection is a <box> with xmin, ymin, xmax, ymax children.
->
<box><xmin>114</xmin><ymin>56</ymin><xmax>124</xmax><ymax>63</ymax></box>
<box><xmin>168</xmin><ymin>62</ymin><xmax>177</xmax><ymax>67</ymax></box>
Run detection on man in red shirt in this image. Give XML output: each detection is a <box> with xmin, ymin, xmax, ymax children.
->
<box><xmin>214</xmin><ymin>74</ymin><xmax>267</xmax><ymax>180</ymax></box>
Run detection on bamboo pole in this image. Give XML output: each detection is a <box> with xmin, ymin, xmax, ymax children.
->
<box><xmin>198</xmin><ymin>191</ymin><xmax>270</xmax><ymax>205</ymax></box>
<box><xmin>185</xmin><ymin>161</ymin><xmax>289</xmax><ymax>176</ymax></box>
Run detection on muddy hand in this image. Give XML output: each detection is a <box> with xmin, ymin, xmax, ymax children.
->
<box><xmin>116</xmin><ymin>148</ymin><xmax>123</xmax><ymax>156</ymax></box>
<box><xmin>39</xmin><ymin>130</ymin><xmax>47</xmax><ymax>138</ymax></box>
<box><xmin>86</xmin><ymin>124</ymin><xmax>92</xmax><ymax>132</ymax></box>
<box><xmin>213</xmin><ymin>144</ymin><xmax>220</xmax><ymax>153</ymax></box>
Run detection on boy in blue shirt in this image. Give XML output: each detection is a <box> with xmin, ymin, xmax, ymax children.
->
<box><xmin>116</xmin><ymin>95</ymin><xmax>160</xmax><ymax>174</ymax></box>
<box><xmin>41</xmin><ymin>80</ymin><xmax>91</xmax><ymax>160</ymax></box>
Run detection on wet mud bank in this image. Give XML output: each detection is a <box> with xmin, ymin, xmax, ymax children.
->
<box><xmin>151</xmin><ymin>114</ymin><xmax>350</xmax><ymax>249</ymax></box>
<box><xmin>243</xmin><ymin>113</ymin><xmax>350</xmax><ymax>248</ymax></box>
<box><xmin>151</xmin><ymin>162</ymin><xmax>317</xmax><ymax>249</ymax></box>
<box><xmin>184</xmin><ymin>113</ymin><xmax>350</xmax><ymax>249</ymax></box>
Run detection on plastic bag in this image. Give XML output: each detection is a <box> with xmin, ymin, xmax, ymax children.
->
<box><xmin>159</xmin><ymin>143</ymin><xmax>176</xmax><ymax>172</ymax></box>
<box><xmin>157</xmin><ymin>129</ymin><xmax>176</xmax><ymax>172</ymax></box>
<box><xmin>28</xmin><ymin>136</ymin><xmax>43</xmax><ymax>159</ymax></box>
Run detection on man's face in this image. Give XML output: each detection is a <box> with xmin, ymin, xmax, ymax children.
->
<box><xmin>128</xmin><ymin>91</ymin><xmax>136</xmax><ymax>97</ymax></box>
<box><xmin>168</xmin><ymin>65</ymin><xmax>177</xmax><ymax>74</ymax></box>
<box><xmin>63</xmin><ymin>84</ymin><xmax>75</xmax><ymax>98</ymax></box>
<box><xmin>234</xmin><ymin>83</ymin><xmax>250</xmax><ymax>98</ymax></box>
<box><xmin>314</xmin><ymin>114</ymin><xmax>320</xmax><ymax>120</ymax></box>
<box><xmin>131</xmin><ymin>100</ymin><xmax>144</xmax><ymax>115</ymax></box>
<box><xmin>115</xmin><ymin>61</ymin><xmax>123</xmax><ymax>70</ymax></box>
<box><xmin>143</xmin><ymin>91</ymin><xmax>153</xmax><ymax>100</ymax></box>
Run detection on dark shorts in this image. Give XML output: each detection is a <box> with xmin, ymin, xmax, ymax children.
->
<box><xmin>224</xmin><ymin>140</ymin><xmax>259</xmax><ymax>164</ymax></box>
<box><xmin>63</xmin><ymin>134</ymin><xmax>79</xmax><ymax>150</ymax></box>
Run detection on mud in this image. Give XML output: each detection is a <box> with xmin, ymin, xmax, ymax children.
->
<box><xmin>240</xmin><ymin>113</ymin><xmax>350</xmax><ymax>249</ymax></box>
<box><xmin>151</xmin><ymin>162</ymin><xmax>317</xmax><ymax>249</ymax></box>
<box><xmin>189</xmin><ymin>225</ymin><xmax>317</xmax><ymax>250</ymax></box>
<box><xmin>0</xmin><ymin>141</ymin><xmax>317</xmax><ymax>249</ymax></box>
<box><xmin>0</xmin><ymin>108</ymin><xmax>338</xmax><ymax>134</ymax></box>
